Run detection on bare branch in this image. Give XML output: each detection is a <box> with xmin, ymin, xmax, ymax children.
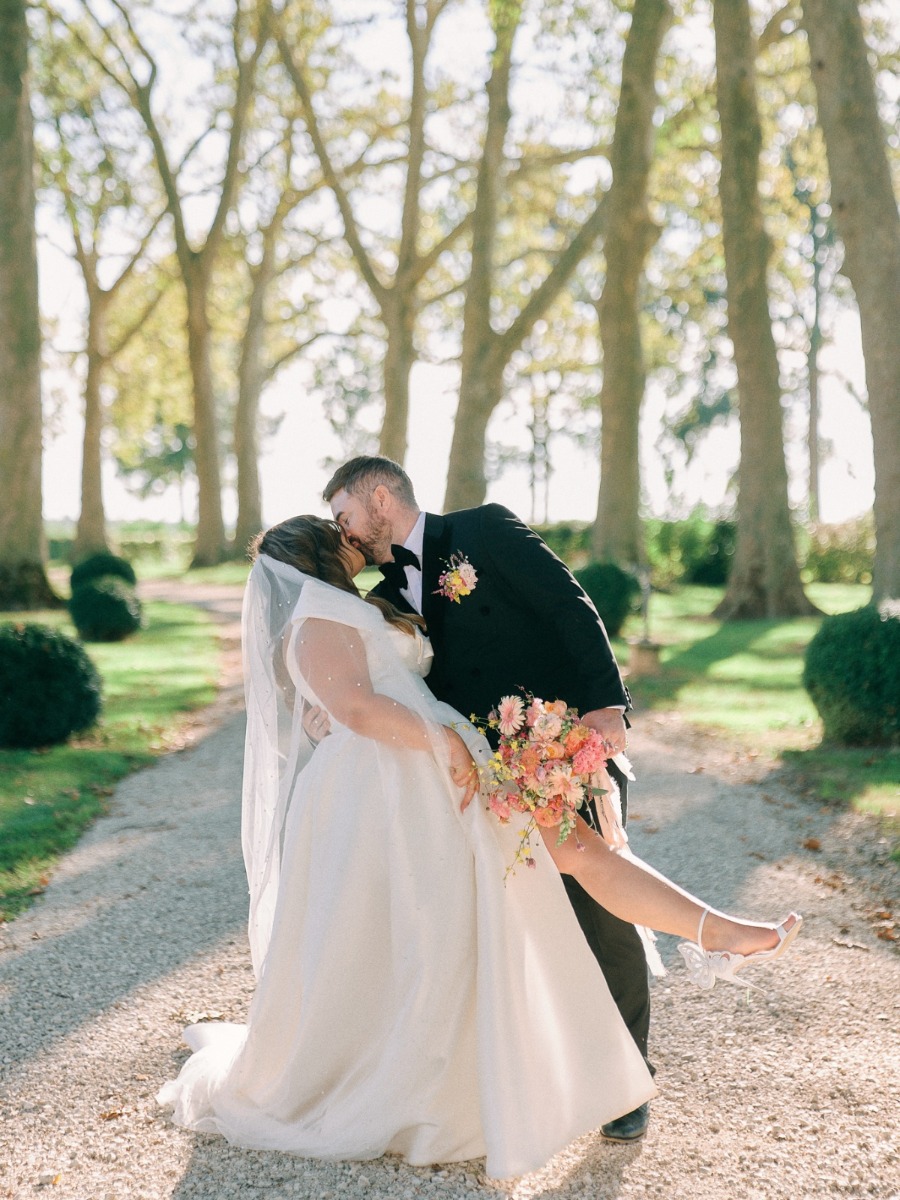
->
<box><xmin>107</xmin><ymin>282</ymin><xmax>169</xmax><ymax>357</ymax></box>
<box><xmin>277</xmin><ymin>30</ymin><xmax>389</xmax><ymax>307</ymax></box>
<box><xmin>410</xmin><ymin>210</ymin><xmax>473</xmax><ymax>284</ymax></box>
<box><xmin>758</xmin><ymin>2</ymin><xmax>802</xmax><ymax>52</ymax></box>
<box><xmin>264</xmin><ymin>330</ymin><xmax>329</xmax><ymax>380</ymax></box>
<box><xmin>493</xmin><ymin>197</ymin><xmax>607</xmax><ymax>366</ymax></box>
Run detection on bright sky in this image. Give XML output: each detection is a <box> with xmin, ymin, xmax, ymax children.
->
<box><xmin>36</xmin><ymin>0</ymin><xmax>877</xmax><ymax>532</ymax></box>
<box><xmin>40</xmin><ymin>310</ymin><xmax>874</xmax><ymax>530</ymax></box>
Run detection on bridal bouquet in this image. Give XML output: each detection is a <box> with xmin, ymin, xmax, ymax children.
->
<box><xmin>478</xmin><ymin>694</ymin><xmax>620</xmax><ymax>876</ymax></box>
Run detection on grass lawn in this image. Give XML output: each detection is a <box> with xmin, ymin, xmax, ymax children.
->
<box><xmin>21</xmin><ymin>566</ymin><xmax>895</xmax><ymax>894</ymax></box>
<box><xmin>0</xmin><ymin>602</ymin><xmax>220</xmax><ymax>921</ymax></box>
<box><xmin>614</xmin><ymin>583</ymin><xmax>898</xmax><ymax>838</ymax></box>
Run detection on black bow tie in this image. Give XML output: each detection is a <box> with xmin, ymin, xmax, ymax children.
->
<box><xmin>379</xmin><ymin>544</ymin><xmax>420</xmax><ymax>590</ymax></box>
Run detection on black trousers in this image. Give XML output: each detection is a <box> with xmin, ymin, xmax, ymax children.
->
<box><xmin>561</xmin><ymin>768</ymin><xmax>654</xmax><ymax>1075</ymax></box>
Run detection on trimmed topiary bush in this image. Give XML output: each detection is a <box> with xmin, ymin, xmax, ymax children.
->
<box><xmin>69</xmin><ymin>577</ymin><xmax>143</xmax><ymax>642</ymax></box>
<box><xmin>0</xmin><ymin>623</ymin><xmax>103</xmax><ymax>749</ymax></box>
<box><xmin>70</xmin><ymin>552</ymin><xmax>137</xmax><ymax>592</ymax></box>
<box><xmin>803</xmin><ymin>602</ymin><xmax>900</xmax><ymax>745</ymax></box>
<box><xmin>573</xmin><ymin>561</ymin><xmax>641</xmax><ymax>638</ymax></box>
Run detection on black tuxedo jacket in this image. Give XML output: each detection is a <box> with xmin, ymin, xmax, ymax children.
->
<box><xmin>372</xmin><ymin>506</ymin><xmax>651</xmax><ymax>1064</ymax></box>
<box><xmin>370</xmin><ymin>504</ymin><xmax>630</xmax><ymax>725</ymax></box>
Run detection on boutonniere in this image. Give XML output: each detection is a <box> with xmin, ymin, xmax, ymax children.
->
<box><xmin>434</xmin><ymin>552</ymin><xmax>478</xmax><ymax>603</ymax></box>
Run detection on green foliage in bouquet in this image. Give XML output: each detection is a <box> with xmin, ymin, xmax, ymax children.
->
<box><xmin>69</xmin><ymin>577</ymin><xmax>144</xmax><ymax>643</ymax></box>
<box><xmin>0</xmin><ymin>623</ymin><xmax>103</xmax><ymax>749</ymax></box>
<box><xmin>803</xmin><ymin>602</ymin><xmax>900</xmax><ymax>745</ymax></box>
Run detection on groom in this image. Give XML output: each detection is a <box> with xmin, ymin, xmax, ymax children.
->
<box><xmin>324</xmin><ymin>455</ymin><xmax>653</xmax><ymax>1142</ymax></box>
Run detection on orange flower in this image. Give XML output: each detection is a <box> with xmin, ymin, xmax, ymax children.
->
<box><xmin>534</xmin><ymin>804</ymin><xmax>563</xmax><ymax>827</ymax></box>
<box><xmin>546</xmin><ymin>699</ymin><xmax>568</xmax><ymax>717</ymax></box>
<box><xmin>564</xmin><ymin>726</ymin><xmax>591</xmax><ymax>755</ymax></box>
<box><xmin>517</xmin><ymin>746</ymin><xmax>542</xmax><ymax>773</ymax></box>
<box><xmin>544</xmin><ymin>740</ymin><xmax>567</xmax><ymax>760</ymax></box>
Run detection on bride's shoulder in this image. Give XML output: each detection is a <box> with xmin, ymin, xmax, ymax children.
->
<box><xmin>291</xmin><ymin>578</ymin><xmax>382</xmax><ymax>631</ymax></box>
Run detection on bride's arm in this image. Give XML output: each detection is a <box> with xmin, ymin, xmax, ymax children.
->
<box><xmin>297</xmin><ymin>619</ymin><xmax>478</xmax><ymax>804</ymax></box>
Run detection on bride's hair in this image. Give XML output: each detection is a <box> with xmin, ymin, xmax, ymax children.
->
<box><xmin>249</xmin><ymin>516</ymin><xmax>424</xmax><ymax>636</ymax></box>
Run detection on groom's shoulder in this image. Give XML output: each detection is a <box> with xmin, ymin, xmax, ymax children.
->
<box><xmin>442</xmin><ymin>502</ymin><xmax>523</xmax><ymax>528</ymax></box>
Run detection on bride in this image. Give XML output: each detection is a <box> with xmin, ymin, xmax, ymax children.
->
<box><xmin>158</xmin><ymin>516</ymin><xmax>801</xmax><ymax>1179</ymax></box>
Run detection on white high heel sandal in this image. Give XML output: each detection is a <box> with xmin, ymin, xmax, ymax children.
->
<box><xmin>677</xmin><ymin>910</ymin><xmax>803</xmax><ymax>991</ymax></box>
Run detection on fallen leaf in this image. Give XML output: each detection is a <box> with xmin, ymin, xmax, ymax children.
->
<box><xmin>99</xmin><ymin>1109</ymin><xmax>124</xmax><ymax>1121</ymax></box>
<box><xmin>872</xmin><ymin>910</ymin><xmax>893</xmax><ymax>920</ymax></box>
<box><xmin>876</xmin><ymin>927</ymin><xmax>899</xmax><ymax>942</ymax></box>
<box><xmin>183</xmin><ymin>1010</ymin><xmax>225</xmax><ymax>1024</ymax></box>
<box><xmin>802</xmin><ymin>837</ymin><xmax>821</xmax><ymax>851</ymax></box>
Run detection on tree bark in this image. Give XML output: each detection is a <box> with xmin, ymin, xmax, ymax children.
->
<box><xmin>807</xmin><ymin>313</ymin><xmax>821</xmax><ymax>524</ymax></box>
<box><xmin>184</xmin><ymin>259</ymin><xmax>226</xmax><ymax>566</ymax></box>
<box><xmin>121</xmin><ymin>5</ymin><xmax>270</xmax><ymax>566</ymax></box>
<box><xmin>232</xmin><ymin>228</ymin><xmax>278</xmax><ymax>555</ymax></box>
<box><xmin>444</xmin><ymin>3</ymin><xmax>518</xmax><ymax>511</ymax></box>
<box><xmin>0</xmin><ymin>0</ymin><xmax>58</xmax><ymax>609</ymax></box>
<box><xmin>73</xmin><ymin>288</ymin><xmax>111</xmax><ymax>560</ymax></box>
<box><xmin>443</xmin><ymin>4</ymin><xmax>613</xmax><ymax>511</ymax></box>
<box><xmin>591</xmin><ymin>0</ymin><xmax>671</xmax><ymax>567</ymax></box>
<box><xmin>712</xmin><ymin>0</ymin><xmax>817</xmax><ymax>619</ymax></box>
<box><xmin>379</xmin><ymin>290</ymin><xmax>415</xmax><ymax>463</ymax></box>
<box><xmin>802</xmin><ymin>0</ymin><xmax>900</xmax><ymax>601</ymax></box>
<box><xmin>279</xmin><ymin>1</ymin><xmax>468</xmax><ymax>469</ymax></box>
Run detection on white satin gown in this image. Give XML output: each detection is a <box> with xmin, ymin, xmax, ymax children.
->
<box><xmin>158</xmin><ymin>581</ymin><xmax>655</xmax><ymax>1179</ymax></box>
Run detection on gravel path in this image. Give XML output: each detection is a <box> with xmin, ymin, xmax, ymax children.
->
<box><xmin>2</xmin><ymin>586</ymin><xmax>898</xmax><ymax>1200</ymax></box>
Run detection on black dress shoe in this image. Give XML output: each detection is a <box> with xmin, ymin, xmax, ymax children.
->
<box><xmin>600</xmin><ymin>1102</ymin><xmax>650</xmax><ymax>1142</ymax></box>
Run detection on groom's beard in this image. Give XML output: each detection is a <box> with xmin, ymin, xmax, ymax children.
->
<box><xmin>356</xmin><ymin>509</ymin><xmax>393</xmax><ymax>566</ymax></box>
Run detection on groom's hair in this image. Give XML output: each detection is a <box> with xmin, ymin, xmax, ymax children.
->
<box><xmin>323</xmin><ymin>455</ymin><xmax>418</xmax><ymax>509</ymax></box>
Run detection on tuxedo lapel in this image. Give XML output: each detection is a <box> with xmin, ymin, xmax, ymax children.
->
<box><xmin>420</xmin><ymin>512</ymin><xmax>453</xmax><ymax>642</ymax></box>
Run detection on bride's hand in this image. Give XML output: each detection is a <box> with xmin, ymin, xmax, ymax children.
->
<box><xmin>302</xmin><ymin>703</ymin><xmax>331</xmax><ymax>744</ymax></box>
<box><xmin>445</xmin><ymin>728</ymin><xmax>479</xmax><ymax>811</ymax></box>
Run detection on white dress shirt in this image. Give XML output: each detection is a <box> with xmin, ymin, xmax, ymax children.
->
<box><xmin>398</xmin><ymin>512</ymin><xmax>426</xmax><ymax>613</ymax></box>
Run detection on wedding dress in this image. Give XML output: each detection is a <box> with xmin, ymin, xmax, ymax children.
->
<box><xmin>157</xmin><ymin>556</ymin><xmax>655</xmax><ymax>1179</ymax></box>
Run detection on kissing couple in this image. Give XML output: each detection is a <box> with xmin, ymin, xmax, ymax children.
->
<box><xmin>158</xmin><ymin>455</ymin><xmax>802</xmax><ymax>1179</ymax></box>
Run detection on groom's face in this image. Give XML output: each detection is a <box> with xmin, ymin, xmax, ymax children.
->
<box><xmin>330</xmin><ymin>486</ymin><xmax>393</xmax><ymax>565</ymax></box>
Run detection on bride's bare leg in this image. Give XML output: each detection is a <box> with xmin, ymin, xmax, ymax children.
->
<box><xmin>540</xmin><ymin>815</ymin><xmax>796</xmax><ymax>955</ymax></box>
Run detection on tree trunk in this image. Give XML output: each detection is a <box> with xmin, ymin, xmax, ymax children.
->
<box><xmin>73</xmin><ymin>294</ymin><xmax>111</xmax><ymax>561</ymax></box>
<box><xmin>232</xmin><ymin>236</ymin><xmax>275</xmax><ymax>556</ymax></box>
<box><xmin>807</xmin><ymin>321</ymin><xmax>820</xmax><ymax>524</ymax></box>
<box><xmin>0</xmin><ymin>0</ymin><xmax>57</xmax><ymax>610</ymax></box>
<box><xmin>232</xmin><ymin>323</ymin><xmax>264</xmax><ymax>557</ymax></box>
<box><xmin>184</xmin><ymin>272</ymin><xmax>226</xmax><ymax>566</ymax></box>
<box><xmin>591</xmin><ymin>0</ymin><xmax>671</xmax><ymax>567</ymax></box>
<box><xmin>379</xmin><ymin>293</ymin><xmax>415</xmax><ymax>464</ymax></box>
<box><xmin>802</xmin><ymin>0</ymin><xmax>900</xmax><ymax>601</ymax></box>
<box><xmin>445</xmin><ymin>360</ymin><xmax>506</xmax><ymax>512</ymax></box>
<box><xmin>185</xmin><ymin>264</ymin><xmax>227</xmax><ymax>566</ymax></box>
<box><xmin>443</xmin><ymin>4</ymin><xmax>519</xmax><ymax>512</ymax></box>
<box><xmin>444</xmin><ymin>3</ymin><xmax>614</xmax><ymax>511</ymax></box>
<box><xmin>712</xmin><ymin>0</ymin><xmax>817</xmax><ymax>619</ymax></box>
